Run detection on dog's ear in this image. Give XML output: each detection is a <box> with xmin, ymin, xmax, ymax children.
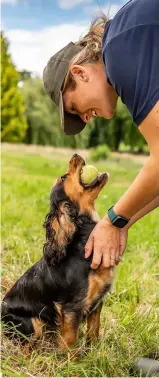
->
<box><xmin>43</xmin><ymin>211</ymin><xmax>57</xmax><ymax>266</ymax></box>
<box><xmin>43</xmin><ymin>202</ymin><xmax>77</xmax><ymax>266</ymax></box>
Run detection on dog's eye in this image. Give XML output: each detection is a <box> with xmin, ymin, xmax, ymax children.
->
<box><xmin>61</xmin><ymin>174</ymin><xmax>67</xmax><ymax>182</ymax></box>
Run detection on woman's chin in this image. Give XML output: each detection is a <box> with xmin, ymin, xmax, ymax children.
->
<box><xmin>103</xmin><ymin>109</ymin><xmax>115</xmax><ymax>119</ymax></box>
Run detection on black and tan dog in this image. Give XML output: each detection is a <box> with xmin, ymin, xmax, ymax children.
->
<box><xmin>2</xmin><ymin>154</ymin><xmax>114</xmax><ymax>351</ymax></box>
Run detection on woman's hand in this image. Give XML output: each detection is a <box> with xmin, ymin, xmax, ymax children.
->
<box><xmin>85</xmin><ymin>215</ymin><xmax>129</xmax><ymax>269</ymax></box>
<box><xmin>119</xmin><ymin>225</ymin><xmax>128</xmax><ymax>258</ymax></box>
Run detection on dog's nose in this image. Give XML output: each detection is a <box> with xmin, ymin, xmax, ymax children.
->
<box><xmin>69</xmin><ymin>154</ymin><xmax>85</xmax><ymax>172</ymax></box>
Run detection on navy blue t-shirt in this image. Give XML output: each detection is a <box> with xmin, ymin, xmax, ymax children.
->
<box><xmin>102</xmin><ymin>0</ymin><xmax>159</xmax><ymax>126</ymax></box>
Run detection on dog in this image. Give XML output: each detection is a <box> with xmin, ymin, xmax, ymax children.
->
<box><xmin>1</xmin><ymin>154</ymin><xmax>114</xmax><ymax>351</ymax></box>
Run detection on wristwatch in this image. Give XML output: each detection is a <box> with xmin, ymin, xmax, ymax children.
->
<box><xmin>107</xmin><ymin>206</ymin><xmax>129</xmax><ymax>228</ymax></box>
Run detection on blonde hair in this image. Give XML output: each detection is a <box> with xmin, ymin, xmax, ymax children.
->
<box><xmin>62</xmin><ymin>16</ymin><xmax>108</xmax><ymax>93</ymax></box>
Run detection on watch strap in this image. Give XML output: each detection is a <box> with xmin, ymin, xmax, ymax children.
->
<box><xmin>107</xmin><ymin>206</ymin><xmax>129</xmax><ymax>224</ymax></box>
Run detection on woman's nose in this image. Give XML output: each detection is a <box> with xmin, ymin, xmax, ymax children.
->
<box><xmin>81</xmin><ymin>113</ymin><xmax>91</xmax><ymax>123</ymax></box>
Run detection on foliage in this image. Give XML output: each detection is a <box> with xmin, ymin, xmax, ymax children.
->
<box><xmin>21</xmin><ymin>77</ymin><xmax>146</xmax><ymax>152</ymax></box>
<box><xmin>22</xmin><ymin>77</ymin><xmax>146</xmax><ymax>151</ymax></box>
<box><xmin>122</xmin><ymin>120</ymin><xmax>147</xmax><ymax>153</ymax></box>
<box><xmin>90</xmin><ymin>144</ymin><xmax>111</xmax><ymax>161</ymax></box>
<box><xmin>19</xmin><ymin>69</ymin><xmax>32</xmax><ymax>81</ymax></box>
<box><xmin>1</xmin><ymin>33</ymin><xmax>27</xmax><ymax>142</ymax></box>
<box><xmin>89</xmin><ymin>99</ymin><xmax>146</xmax><ymax>152</ymax></box>
<box><xmin>1</xmin><ymin>31</ymin><xmax>147</xmax><ymax>151</ymax></box>
<box><xmin>1</xmin><ymin>147</ymin><xmax>159</xmax><ymax>377</ymax></box>
<box><xmin>22</xmin><ymin>77</ymin><xmax>92</xmax><ymax>148</ymax></box>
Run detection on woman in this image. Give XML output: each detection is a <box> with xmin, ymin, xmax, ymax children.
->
<box><xmin>43</xmin><ymin>0</ymin><xmax>159</xmax><ymax>269</ymax></box>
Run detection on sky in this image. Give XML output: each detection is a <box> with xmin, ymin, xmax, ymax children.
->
<box><xmin>1</xmin><ymin>0</ymin><xmax>127</xmax><ymax>76</ymax></box>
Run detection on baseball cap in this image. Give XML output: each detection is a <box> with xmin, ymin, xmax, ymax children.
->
<box><xmin>43</xmin><ymin>42</ymin><xmax>86</xmax><ymax>136</ymax></box>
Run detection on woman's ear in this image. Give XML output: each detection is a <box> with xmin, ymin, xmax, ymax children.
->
<box><xmin>43</xmin><ymin>202</ymin><xmax>76</xmax><ymax>266</ymax></box>
<box><xmin>70</xmin><ymin>65</ymin><xmax>89</xmax><ymax>82</ymax></box>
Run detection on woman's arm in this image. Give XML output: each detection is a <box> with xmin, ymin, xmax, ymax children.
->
<box><xmin>127</xmin><ymin>195</ymin><xmax>159</xmax><ymax>228</ymax></box>
<box><xmin>114</xmin><ymin>101</ymin><xmax>159</xmax><ymax>219</ymax></box>
<box><xmin>85</xmin><ymin>101</ymin><xmax>159</xmax><ymax>269</ymax></box>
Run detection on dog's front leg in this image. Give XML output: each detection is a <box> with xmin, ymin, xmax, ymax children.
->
<box><xmin>58</xmin><ymin>310</ymin><xmax>83</xmax><ymax>352</ymax></box>
<box><xmin>86</xmin><ymin>301</ymin><xmax>103</xmax><ymax>344</ymax></box>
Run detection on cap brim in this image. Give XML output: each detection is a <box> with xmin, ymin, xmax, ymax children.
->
<box><xmin>59</xmin><ymin>91</ymin><xmax>86</xmax><ymax>136</ymax></box>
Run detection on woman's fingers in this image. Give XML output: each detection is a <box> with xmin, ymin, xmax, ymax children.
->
<box><xmin>90</xmin><ymin>248</ymin><xmax>103</xmax><ymax>269</ymax></box>
<box><xmin>110</xmin><ymin>252</ymin><xmax>118</xmax><ymax>266</ymax></box>
<box><xmin>85</xmin><ymin>234</ymin><xmax>94</xmax><ymax>258</ymax></box>
<box><xmin>109</xmin><ymin>242</ymin><xmax>118</xmax><ymax>266</ymax></box>
<box><xmin>102</xmin><ymin>250</ymin><xmax>111</xmax><ymax>268</ymax></box>
<box><xmin>85</xmin><ymin>216</ymin><xmax>125</xmax><ymax>270</ymax></box>
<box><xmin>115</xmin><ymin>245</ymin><xmax>121</xmax><ymax>264</ymax></box>
<box><xmin>119</xmin><ymin>228</ymin><xmax>128</xmax><ymax>256</ymax></box>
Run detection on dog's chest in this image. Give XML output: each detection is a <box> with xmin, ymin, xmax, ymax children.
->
<box><xmin>83</xmin><ymin>266</ymin><xmax>114</xmax><ymax>315</ymax></box>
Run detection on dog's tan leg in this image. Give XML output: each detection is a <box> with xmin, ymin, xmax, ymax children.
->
<box><xmin>86</xmin><ymin>302</ymin><xmax>103</xmax><ymax>344</ymax></box>
<box><xmin>58</xmin><ymin>311</ymin><xmax>82</xmax><ymax>352</ymax></box>
<box><xmin>32</xmin><ymin>318</ymin><xmax>44</xmax><ymax>339</ymax></box>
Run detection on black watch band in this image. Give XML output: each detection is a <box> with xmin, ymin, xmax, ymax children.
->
<box><xmin>107</xmin><ymin>206</ymin><xmax>129</xmax><ymax>228</ymax></box>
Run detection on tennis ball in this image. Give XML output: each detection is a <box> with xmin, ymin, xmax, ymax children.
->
<box><xmin>81</xmin><ymin>165</ymin><xmax>99</xmax><ymax>185</ymax></box>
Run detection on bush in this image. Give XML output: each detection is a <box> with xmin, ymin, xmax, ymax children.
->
<box><xmin>90</xmin><ymin>144</ymin><xmax>111</xmax><ymax>161</ymax></box>
<box><xmin>1</xmin><ymin>33</ymin><xmax>27</xmax><ymax>142</ymax></box>
<box><xmin>22</xmin><ymin>77</ymin><xmax>94</xmax><ymax>148</ymax></box>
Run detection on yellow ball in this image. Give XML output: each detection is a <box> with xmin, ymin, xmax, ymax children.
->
<box><xmin>81</xmin><ymin>165</ymin><xmax>99</xmax><ymax>185</ymax></box>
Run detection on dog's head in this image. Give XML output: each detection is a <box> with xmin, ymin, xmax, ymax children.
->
<box><xmin>43</xmin><ymin>154</ymin><xmax>109</xmax><ymax>266</ymax></box>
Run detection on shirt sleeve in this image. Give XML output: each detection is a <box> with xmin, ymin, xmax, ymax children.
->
<box><xmin>104</xmin><ymin>24</ymin><xmax>159</xmax><ymax>126</ymax></box>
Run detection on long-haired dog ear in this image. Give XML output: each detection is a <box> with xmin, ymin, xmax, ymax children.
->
<box><xmin>43</xmin><ymin>211</ymin><xmax>57</xmax><ymax>266</ymax></box>
<box><xmin>43</xmin><ymin>202</ymin><xmax>78</xmax><ymax>266</ymax></box>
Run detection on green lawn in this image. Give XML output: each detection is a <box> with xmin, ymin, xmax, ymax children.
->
<box><xmin>1</xmin><ymin>147</ymin><xmax>159</xmax><ymax>377</ymax></box>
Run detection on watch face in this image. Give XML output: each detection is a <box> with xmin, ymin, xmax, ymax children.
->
<box><xmin>113</xmin><ymin>216</ymin><xmax>128</xmax><ymax>228</ymax></box>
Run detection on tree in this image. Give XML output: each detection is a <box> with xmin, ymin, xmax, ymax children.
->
<box><xmin>1</xmin><ymin>33</ymin><xmax>27</xmax><ymax>142</ymax></box>
<box><xmin>88</xmin><ymin>99</ymin><xmax>128</xmax><ymax>151</ymax></box>
<box><xmin>19</xmin><ymin>70</ymin><xmax>32</xmax><ymax>81</ymax></box>
<box><xmin>122</xmin><ymin>118</ymin><xmax>146</xmax><ymax>153</ymax></box>
<box><xmin>22</xmin><ymin>77</ymin><xmax>93</xmax><ymax>148</ymax></box>
<box><xmin>22</xmin><ymin>77</ymin><xmax>65</xmax><ymax>145</ymax></box>
<box><xmin>88</xmin><ymin>99</ymin><xmax>146</xmax><ymax>152</ymax></box>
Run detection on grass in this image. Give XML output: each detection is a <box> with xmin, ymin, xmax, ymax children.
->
<box><xmin>1</xmin><ymin>146</ymin><xmax>159</xmax><ymax>377</ymax></box>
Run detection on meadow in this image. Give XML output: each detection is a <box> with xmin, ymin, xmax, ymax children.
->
<box><xmin>1</xmin><ymin>144</ymin><xmax>159</xmax><ymax>377</ymax></box>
